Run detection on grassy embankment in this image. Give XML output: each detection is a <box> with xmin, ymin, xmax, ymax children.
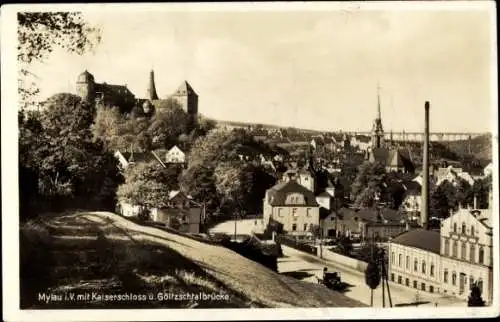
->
<box><xmin>20</xmin><ymin>211</ymin><xmax>366</xmax><ymax>309</ymax></box>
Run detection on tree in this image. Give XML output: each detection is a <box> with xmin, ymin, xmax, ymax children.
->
<box><xmin>365</xmin><ymin>260</ymin><xmax>381</xmax><ymax>307</ymax></box>
<box><xmin>468</xmin><ymin>283</ymin><xmax>485</xmax><ymax>307</ymax></box>
<box><xmin>148</xmin><ymin>99</ymin><xmax>191</xmax><ymax>149</ymax></box>
<box><xmin>18</xmin><ymin>12</ymin><xmax>101</xmax><ymax>110</ymax></box>
<box><xmin>351</xmin><ymin>161</ymin><xmax>388</xmax><ymax>208</ymax></box>
<box><xmin>19</xmin><ymin>93</ymin><xmax>121</xmax><ymax>219</ymax></box>
<box><xmin>116</xmin><ymin>161</ymin><xmax>178</xmax><ymax>209</ymax></box>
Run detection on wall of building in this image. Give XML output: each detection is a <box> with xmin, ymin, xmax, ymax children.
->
<box><xmin>440</xmin><ymin>209</ymin><xmax>493</xmax><ymax>304</ymax></box>
<box><xmin>270</xmin><ymin>206</ymin><xmax>319</xmax><ymax>234</ymax></box>
<box><xmin>388</xmin><ymin>243</ymin><xmax>442</xmax><ymax>294</ymax></box>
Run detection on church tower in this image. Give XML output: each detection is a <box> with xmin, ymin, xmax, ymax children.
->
<box><xmin>371</xmin><ymin>85</ymin><xmax>385</xmax><ymax>149</ymax></box>
<box><xmin>146</xmin><ymin>70</ymin><xmax>159</xmax><ymax>100</ymax></box>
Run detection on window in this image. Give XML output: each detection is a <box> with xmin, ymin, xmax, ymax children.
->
<box><xmin>414</xmin><ymin>259</ymin><xmax>418</xmax><ymax>271</ymax></box>
<box><xmin>453</xmin><ymin>223</ymin><xmax>457</xmax><ymax>233</ymax></box>
<box><xmin>470</xmin><ymin>245</ymin><xmax>475</xmax><ymax>263</ymax></box>
<box><xmin>478</xmin><ymin>247</ymin><xmax>484</xmax><ymax>264</ymax></box>
<box><xmin>391</xmin><ymin>252</ymin><xmax>395</xmax><ymax>264</ymax></box>
<box><xmin>306</xmin><ymin>208</ymin><xmax>311</xmax><ymax>217</ymax></box>
<box><xmin>398</xmin><ymin>254</ymin><xmax>402</xmax><ymax>267</ymax></box>
<box><xmin>406</xmin><ymin>256</ymin><xmax>410</xmax><ymax>269</ymax></box>
<box><xmin>469</xmin><ymin>276</ymin><xmax>474</xmax><ymax>290</ymax></box>
<box><xmin>422</xmin><ymin>261</ymin><xmax>426</xmax><ymax>274</ymax></box>
<box><xmin>292</xmin><ymin>224</ymin><xmax>297</xmax><ymax>231</ymax></box>
<box><xmin>292</xmin><ymin>208</ymin><xmax>298</xmax><ymax>219</ymax></box>
<box><xmin>413</xmin><ymin>280</ymin><xmax>417</xmax><ymax>289</ymax></box>
<box><xmin>461</xmin><ymin>242</ymin><xmax>467</xmax><ymax>260</ymax></box>
<box><xmin>278</xmin><ymin>208</ymin><xmax>283</xmax><ymax>217</ymax></box>
<box><xmin>452</xmin><ymin>241</ymin><xmax>458</xmax><ymax>257</ymax></box>
<box><xmin>421</xmin><ymin>283</ymin><xmax>426</xmax><ymax>291</ymax></box>
<box><xmin>430</xmin><ymin>264</ymin><xmax>435</xmax><ymax>277</ymax></box>
<box><xmin>398</xmin><ymin>276</ymin><xmax>402</xmax><ymax>284</ymax></box>
<box><xmin>471</xmin><ymin>226</ymin><xmax>475</xmax><ymax>237</ymax></box>
<box><xmin>391</xmin><ymin>273</ymin><xmax>395</xmax><ymax>282</ymax></box>
<box><xmin>303</xmin><ymin>223</ymin><xmax>308</xmax><ymax>231</ymax></box>
<box><xmin>444</xmin><ymin>270</ymin><xmax>449</xmax><ymax>283</ymax></box>
<box><xmin>444</xmin><ymin>239</ymin><xmax>450</xmax><ymax>256</ymax></box>
<box><xmin>452</xmin><ymin>272</ymin><xmax>457</xmax><ymax>285</ymax></box>
<box><xmin>462</xmin><ymin>222</ymin><xmax>466</xmax><ymax>234</ymax></box>
<box><xmin>405</xmin><ymin>278</ymin><xmax>410</xmax><ymax>286</ymax></box>
<box><xmin>430</xmin><ymin>285</ymin><xmax>434</xmax><ymax>293</ymax></box>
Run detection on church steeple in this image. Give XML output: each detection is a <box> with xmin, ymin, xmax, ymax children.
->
<box><xmin>146</xmin><ymin>69</ymin><xmax>159</xmax><ymax>100</ymax></box>
<box><xmin>371</xmin><ymin>83</ymin><xmax>385</xmax><ymax>149</ymax></box>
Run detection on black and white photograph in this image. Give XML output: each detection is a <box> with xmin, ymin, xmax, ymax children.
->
<box><xmin>2</xmin><ymin>1</ymin><xmax>498</xmax><ymax>321</ymax></box>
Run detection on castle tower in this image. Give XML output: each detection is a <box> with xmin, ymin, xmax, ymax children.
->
<box><xmin>146</xmin><ymin>70</ymin><xmax>159</xmax><ymax>100</ymax></box>
<box><xmin>371</xmin><ymin>84</ymin><xmax>385</xmax><ymax>148</ymax></box>
<box><xmin>76</xmin><ymin>70</ymin><xmax>95</xmax><ymax>102</ymax></box>
<box><xmin>171</xmin><ymin>81</ymin><xmax>198</xmax><ymax>117</ymax></box>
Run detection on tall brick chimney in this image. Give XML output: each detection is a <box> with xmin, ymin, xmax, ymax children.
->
<box><xmin>422</xmin><ymin>101</ymin><xmax>430</xmax><ymax>229</ymax></box>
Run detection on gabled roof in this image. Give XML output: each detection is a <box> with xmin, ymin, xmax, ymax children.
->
<box><xmin>173</xmin><ymin>81</ymin><xmax>197</xmax><ymax>96</ymax></box>
<box><xmin>391</xmin><ymin>229</ymin><xmax>440</xmax><ymax>254</ymax></box>
<box><xmin>267</xmin><ymin>180</ymin><xmax>319</xmax><ymax>207</ymax></box>
<box><xmin>336</xmin><ymin>207</ymin><xmax>402</xmax><ymax>224</ymax></box>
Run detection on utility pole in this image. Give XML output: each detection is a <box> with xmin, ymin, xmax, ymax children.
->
<box><xmin>380</xmin><ymin>248</ymin><xmax>393</xmax><ymax>307</ymax></box>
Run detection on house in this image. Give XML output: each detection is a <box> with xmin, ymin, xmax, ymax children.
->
<box><xmin>434</xmin><ymin>166</ymin><xmax>475</xmax><ymax>187</ymax></box>
<box><xmin>118</xmin><ymin>190</ymin><xmax>202</xmax><ymax>234</ymax></box>
<box><xmin>262</xmin><ymin>179</ymin><xmax>320</xmax><ymax>235</ymax></box>
<box><xmin>150</xmin><ymin>191</ymin><xmax>202</xmax><ymax>234</ymax></box>
<box><xmin>483</xmin><ymin>162</ymin><xmax>493</xmax><ymax>178</ymax></box>
<box><xmin>320</xmin><ymin>209</ymin><xmax>338</xmax><ymax>237</ymax></box>
<box><xmin>400</xmin><ymin>181</ymin><xmax>422</xmax><ymax>221</ymax></box>
<box><xmin>368</xmin><ymin>147</ymin><xmax>415</xmax><ymax>174</ymax></box>
<box><xmin>388</xmin><ymin>229</ymin><xmax>442</xmax><ymax>294</ymax></box>
<box><xmin>165</xmin><ymin>145</ymin><xmax>186</xmax><ymax>164</ymax></box>
<box><xmin>281</xmin><ymin>167</ymin><xmax>315</xmax><ymax>193</ymax></box>
<box><xmin>440</xmin><ymin>206</ymin><xmax>493</xmax><ymax>304</ymax></box>
<box><xmin>334</xmin><ymin>207</ymin><xmax>409</xmax><ymax>241</ymax></box>
<box><xmin>350</xmin><ymin>135</ymin><xmax>372</xmax><ymax>152</ymax></box>
<box><xmin>113</xmin><ymin>150</ymin><xmax>161</xmax><ymax>170</ymax></box>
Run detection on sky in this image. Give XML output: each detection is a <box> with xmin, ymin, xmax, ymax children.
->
<box><xmin>26</xmin><ymin>3</ymin><xmax>496</xmax><ymax>133</ymax></box>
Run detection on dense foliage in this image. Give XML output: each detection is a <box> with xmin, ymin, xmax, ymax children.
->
<box><xmin>19</xmin><ymin>94</ymin><xmax>121</xmax><ymax>220</ymax></box>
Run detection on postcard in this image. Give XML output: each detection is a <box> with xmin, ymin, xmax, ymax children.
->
<box><xmin>2</xmin><ymin>1</ymin><xmax>498</xmax><ymax>321</ymax></box>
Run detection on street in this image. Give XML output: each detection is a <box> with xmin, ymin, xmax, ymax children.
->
<box><xmin>279</xmin><ymin>245</ymin><xmax>466</xmax><ymax>308</ymax></box>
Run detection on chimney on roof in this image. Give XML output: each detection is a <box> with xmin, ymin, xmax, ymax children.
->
<box><xmin>421</xmin><ymin>101</ymin><xmax>430</xmax><ymax>230</ymax></box>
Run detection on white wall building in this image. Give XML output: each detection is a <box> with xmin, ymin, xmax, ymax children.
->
<box><xmin>388</xmin><ymin>229</ymin><xmax>442</xmax><ymax>294</ymax></box>
<box><xmin>440</xmin><ymin>207</ymin><xmax>493</xmax><ymax>304</ymax></box>
<box><xmin>165</xmin><ymin>145</ymin><xmax>186</xmax><ymax>164</ymax></box>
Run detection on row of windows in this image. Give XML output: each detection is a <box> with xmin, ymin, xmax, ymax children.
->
<box><xmin>391</xmin><ymin>253</ymin><xmax>435</xmax><ymax>277</ymax></box>
<box><xmin>452</xmin><ymin>222</ymin><xmax>476</xmax><ymax>237</ymax></box>
<box><xmin>390</xmin><ymin>274</ymin><xmax>435</xmax><ymax>293</ymax></box>
<box><xmin>443</xmin><ymin>239</ymin><xmax>485</xmax><ymax>264</ymax></box>
<box><xmin>277</xmin><ymin>208</ymin><xmax>313</xmax><ymax>218</ymax></box>
<box><xmin>291</xmin><ymin>223</ymin><xmax>314</xmax><ymax>231</ymax></box>
<box><xmin>443</xmin><ymin>270</ymin><xmax>483</xmax><ymax>291</ymax></box>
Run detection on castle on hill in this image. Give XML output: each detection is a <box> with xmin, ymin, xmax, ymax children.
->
<box><xmin>76</xmin><ymin>70</ymin><xmax>198</xmax><ymax>119</ymax></box>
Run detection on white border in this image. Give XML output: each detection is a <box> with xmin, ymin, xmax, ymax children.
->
<box><xmin>2</xmin><ymin>2</ymin><xmax>499</xmax><ymax>321</ymax></box>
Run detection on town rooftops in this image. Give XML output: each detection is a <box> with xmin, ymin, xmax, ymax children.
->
<box><xmin>267</xmin><ymin>180</ymin><xmax>319</xmax><ymax>207</ymax></box>
<box><xmin>336</xmin><ymin>207</ymin><xmax>403</xmax><ymax>224</ymax></box>
<box><xmin>390</xmin><ymin>229</ymin><xmax>441</xmax><ymax>254</ymax></box>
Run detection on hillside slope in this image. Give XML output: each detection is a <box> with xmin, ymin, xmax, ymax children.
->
<box><xmin>21</xmin><ymin>211</ymin><xmax>365</xmax><ymax>309</ymax></box>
